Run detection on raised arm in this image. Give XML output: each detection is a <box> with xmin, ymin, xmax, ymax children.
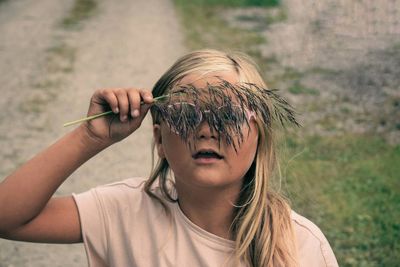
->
<box><xmin>0</xmin><ymin>88</ymin><xmax>153</xmax><ymax>243</ymax></box>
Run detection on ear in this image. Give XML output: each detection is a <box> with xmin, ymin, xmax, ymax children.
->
<box><xmin>153</xmin><ymin>124</ymin><xmax>165</xmax><ymax>158</ymax></box>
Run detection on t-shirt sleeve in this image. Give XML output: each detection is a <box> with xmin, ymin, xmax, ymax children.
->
<box><xmin>292</xmin><ymin>211</ymin><xmax>339</xmax><ymax>267</ymax></box>
<box><xmin>73</xmin><ymin>188</ymin><xmax>109</xmax><ymax>267</ymax></box>
<box><xmin>72</xmin><ymin>178</ymin><xmax>149</xmax><ymax>267</ymax></box>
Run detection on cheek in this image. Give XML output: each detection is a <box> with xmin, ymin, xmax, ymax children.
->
<box><xmin>161</xmin><ymin>135</ymin><xmax>194</xmax><ymax>179</ymax></box>
<box><xmin>229</xmin><ymin>126</ymin><xmax>259</xmax><ymax>170</ymax></box>
<box><xmin>242</xmin><ymin>122</ymin><xmax>259</xmax><ymax>147</ymax></box>
<box><xmin>161</xmin><ymin>129</ymin><xmax>190</xmax><ymax>161</ymax></box>
<box><xmin>243</xmin><ymin>133</ymin><xmax>259</xmax><ymax>164</ymax></box>
<box><xmin>244</xmin><ymin>125</ymin><xmax>259</xmax><ymax>161</ymax></box>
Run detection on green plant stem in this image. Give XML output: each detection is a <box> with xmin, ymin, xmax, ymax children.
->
<box><xmin>63</xmin><ymin>110</ymin><xmax>114</xmax><ymax>127</ymax></box>
<box><xmin>63</xmin><ymin>94</ymin><xmax>171</xmax><ymax>127</ymax></box>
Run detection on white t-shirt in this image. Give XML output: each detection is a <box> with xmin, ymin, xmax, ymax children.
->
<box><xmin>73</xmin><ymin>178</ymin><xmax>339</xmax><ymax>267</ymax></box>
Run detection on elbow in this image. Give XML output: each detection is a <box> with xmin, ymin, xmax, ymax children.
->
<box><xmin>0</xmin><ymin>218</ymin><xmax>26</xmax><ymax>240</ymax></box>
<box><xmin>0</xmin><ymin>224</ymin><xmax>29</xmax><ymax>241</ymax></box>
<box><xmin>0</xmin><ymin>227</ymin><xmax>15</xmax><ymax>240</ymax></box>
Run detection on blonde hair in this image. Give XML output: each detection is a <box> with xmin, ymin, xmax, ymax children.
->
<box><xmin>144</xmin><ymin>49</ymin><xmax>298</xmax><ymax>266</ymax></box>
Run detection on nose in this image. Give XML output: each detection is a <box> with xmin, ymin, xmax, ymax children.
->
<box><xmin>195</xmin><ymin>120</ymin><xmax>219</xmax><ymax>140</ymax></box>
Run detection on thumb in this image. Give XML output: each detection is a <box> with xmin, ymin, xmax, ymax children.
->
<box><xmin>136</xmin><ymin>103</ymin><xmax>153</xmax><ymax>122</ymax></box>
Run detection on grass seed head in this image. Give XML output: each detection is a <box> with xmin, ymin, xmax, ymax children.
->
<box><xmin>152</xmin><ymin>80</ymin><xmax>299</xmax><ymax>151</ymax></box>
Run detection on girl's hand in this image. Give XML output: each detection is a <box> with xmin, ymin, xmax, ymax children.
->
<box><xmin>82</xmin><ymin>88</ymin><xmax>153</xmax><ymax>146</ymax></box>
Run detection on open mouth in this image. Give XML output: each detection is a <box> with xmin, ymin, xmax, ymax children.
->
<box><xmin>192</xmin><ymin>150</ymin><xmax>223</xmax><ymax>160</ymax></box>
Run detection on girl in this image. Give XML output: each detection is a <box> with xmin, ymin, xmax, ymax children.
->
<box><xmin>0</xmin><ymin>49</ymin><xmax>338</xmax><ymax>267</ymax></box>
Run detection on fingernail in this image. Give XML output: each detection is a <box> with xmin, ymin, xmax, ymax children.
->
<box><xmin>132</xmin><ymin>109</ymin><xmax>140</xmax><ymax>118</ymax></box>
<box><xmin>121</xmin><ymin>115</ymin><xmax>127</xmax><ymax>122</ymax></box>
<box><xmin>114</xmin><ymin>107</ymin><xmax>119</xmax><ymax>113</ymax></box>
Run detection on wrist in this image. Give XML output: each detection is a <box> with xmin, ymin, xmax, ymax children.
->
<box><xmin>75</xmin><ymin>124</ymin><xmax>113</xmax><ymax>151</ymax></box>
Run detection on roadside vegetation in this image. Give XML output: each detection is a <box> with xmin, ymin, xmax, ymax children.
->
<box><xmin>173</xmin><ymin>1</ymin><xmax>400</xmax><ymax>266</ymax></box>
<box><xmin>21</xmin><ymin>0</ymin><xmax>97</xmax><ymax>115</ymax></box>
<box><xmin>61</xmin><ymin>0</ymin><xmax>97</xmax><ymax>29</ymax></box>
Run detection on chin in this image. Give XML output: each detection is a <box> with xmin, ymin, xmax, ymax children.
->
<box><xmin>185</xmin><ymin>173</ymin><xmax>242</xmax><ymax>189</ymax></box>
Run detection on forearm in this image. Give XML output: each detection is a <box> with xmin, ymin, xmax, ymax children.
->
<box><xmin>0</xmin><ymin>125</ymin><xmax>109</xmax><ymax>231</ymax></box>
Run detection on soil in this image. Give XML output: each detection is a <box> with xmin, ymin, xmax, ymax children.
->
<box><xmin>0</xmin><ymin>0</ymin><xmax>185</xmax><ymax>266</ymax></box>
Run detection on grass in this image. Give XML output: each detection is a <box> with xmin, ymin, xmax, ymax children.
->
<box><xmin>20</xmin><ymin>94</ymin><xmax>50</xmax><ymax>114</ymax></box>
<box><xmin>19</xmin><ymin>0</ymin><xmax>95</xmax><ymax>115</ymax></box>
<box><xmin>20</xmin><ymin>43</ymin><xmax>76</xmax><ymax>114</ymax></box>
<box><xmin>61</xmin><ymin>0</ymin><xmax>97</xmax><ymax>29</ymax></box>
<box><xmin>46</xmin><ymin>43</ymin><xmax>76</xmax><ymax>73</ymax></box>
<box><xmin>175</xmin><ymin>0</ymin><xmax>280</xmax><ymax>7</ymax></box>
<box><xmin>281</xmin><ymin>135</ymin><xmax>400</xmax><ymax>266</ymax></box>
<box><xmin>174</xmin><ymin>0</ymin><xmax>265</xmax><ymax>53</ymax></box>
<box><xmin>173</xmin><ymin>1</ymin><xmax>399</xmax><ymax>266</ymax></box>
<box><xmin>288</xmin><ymin>81</ymin><xmax>319</xmax><ymax>95</ymax></box>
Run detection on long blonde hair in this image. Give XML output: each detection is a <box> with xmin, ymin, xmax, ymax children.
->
<box><xmin>144</xmin><ymin>49</ymin><xmax>298</xmax><ymax>266</ymax></box>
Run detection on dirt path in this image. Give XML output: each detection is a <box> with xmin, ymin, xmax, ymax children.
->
<box><xmin>0</xmin><ymin>0</ymin><xmax>185</xmax><ymax>266</ymax></box>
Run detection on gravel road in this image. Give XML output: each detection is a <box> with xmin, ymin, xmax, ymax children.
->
<box><xmin>0</xmin><ymin>0</ymin><xmax>185</xmax><ymax>266</ymax></box>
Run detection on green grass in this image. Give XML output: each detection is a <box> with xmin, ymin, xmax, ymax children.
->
<box><xmin>174</xmin><ymin>0</ymin><xmax>265</xmax><ymax>53</ymax></box>
<box><xmin>281</xmin><ymin>135</ymin><xmax>400</xmax><ymax>266</ymax></box>
<box><xmin>173</xmin><ymin>1</ymin><xmax>399</xmax><ymax>266</ymax></box>
<box><xmin>45</xmin><ymin>43</ymin><xmax>76</xmax><ymax>73</ymax></box>
<box><xmin>288</xmin><ymin>81</ymin><xmax>319</xmax><ymax>95</ymax></box>
<box><xmin>175</xmin><ymin>0</ymin><xmax>280</xmax><ymax>7</ymax></box>
<box><xmin>61</xmin><ymin>0</ymin><xmax>97</xmax><ymax>29</ymax></box>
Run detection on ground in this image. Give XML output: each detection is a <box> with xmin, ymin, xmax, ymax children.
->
<box><xmin>223</xmin><ymin>0</ymin><xmax>400</xmax><ymax>143</ymax></box>
<box><xmin>0</xmin><ymin>0</ymin><xmax>185</xmax><ymax>266</ymax></box>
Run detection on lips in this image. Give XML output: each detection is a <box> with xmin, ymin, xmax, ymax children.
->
<box><xmin>192</xmin><ymin>149</ymin><xmax>223</xmax><ymax>159</ymax></box>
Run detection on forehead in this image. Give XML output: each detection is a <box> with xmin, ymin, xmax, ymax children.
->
<box><xmin>177</xmin><ymin>71</ymin><xmax>239</xmax><ymax>88</ymax></box>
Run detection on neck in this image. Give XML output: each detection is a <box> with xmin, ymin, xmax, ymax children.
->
<box><xmin>175</xmin><ymin>181</ymin><xmax>242</xmax><ymax>240</ymax></box>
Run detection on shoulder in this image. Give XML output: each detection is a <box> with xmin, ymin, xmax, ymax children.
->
<box><xmin>90</xmin><ymin>177</ymin><xmax>148</xmax><ymax>198</ymax></box>
<box><xmin>73</xmin><ymin>177</ymin><xmax>163</xmax><ymax>219</ymax></box>
<box><xmin>86</xmin><ymin>177</ymin><xmax>146</xmax><ymax>201</ymax></box>
<box><xmin>291</xmin><ymin>210</ymin><xmax>339</xmax><ymax>267</ymax></box>
<box><xmin>94</xmin><ymin>176</ymin><xmax>148</xmax><ymax>191</ymax></box>
<box><xmin>72</xmin><ymin>178</ymin><xmax>168</xmax><ymax>265</ymax></box>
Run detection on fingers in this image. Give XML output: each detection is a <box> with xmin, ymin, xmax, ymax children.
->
<box><xmin>127</xmin><ymin>89</ymin><xmax>141</xmax><ymax>119</ymax></box>
<box><xmin>139</xmin><ymin>89</ymin><xmax>154</xmax><ymax>105</ymax></box>
<box><xmin>96</xmin><ymin>88</ymin><xmax>153</xmax><ymax>122</ymax></box>
<box><xmin>115</xmin><ymin>89</ymin><xmax>129</xmax><ymax>122</ymax></box>
<box><xmin>99</xmin><ymin>90</ymin><xmax>119</xmax><ymax>113</ymax></box>
<box><xmin>136</xmin><ymin>89</ymin><xmax>154</xmax><ymax>118</ymax></box>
